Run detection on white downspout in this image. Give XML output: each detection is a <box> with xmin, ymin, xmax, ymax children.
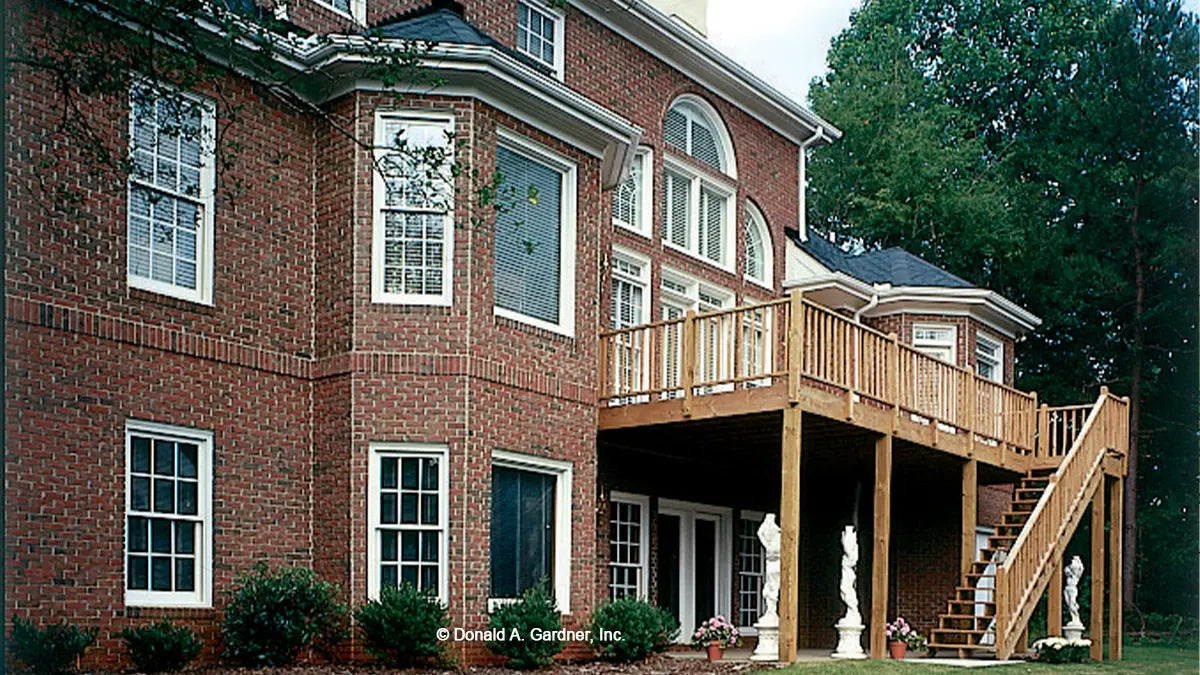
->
<box><xmin>853</xmin><ymin>292</ymin><xmax>879</xmax><ymax>324</ymax></box>
<box><xmin>797</xmin><ymin>126</ymin><xmax>826</xmax><ymax>242</ymax></box>
<box><xmin>852</xmin><ymin>291</ymin><xmax>878</xmax><ymax>395</ymax></box>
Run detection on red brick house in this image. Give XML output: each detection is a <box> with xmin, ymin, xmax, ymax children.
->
<box><xmin>4</xmin><ymin>0</ymin><xmax>1129</xmax><ymax>666</ymax></box>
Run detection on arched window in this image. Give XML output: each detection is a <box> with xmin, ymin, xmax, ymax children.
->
<box><xmin>744</xmin><ymin>202</ymin><xmax>772</xmax><ymax>287</ymax></box>
<box><xmin>663</xmin><ymin>96</ymin><xmax>736</xmax><ymax>178</ymax></box>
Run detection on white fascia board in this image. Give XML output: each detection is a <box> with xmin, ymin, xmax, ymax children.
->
<box><xmin>569</xmin><ymin>0</ymin><xmax>841</xmax><ymax>146</ymax></box>
<box><xmin>784</xmin><ymin>271</ymin><xmax>874</xmax><ymax>301</ymax></box>
<box><xmin>859</xmin><ymin>287</ymin><xmax>1040</xmax><ymax>338</ymax></box>
<box><xmin>313</xmin><ymin>43</ymin><xmax>642</xmax><ymax>187</ymax></box>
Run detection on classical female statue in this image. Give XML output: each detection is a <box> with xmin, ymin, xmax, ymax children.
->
<box><xmin>838</xmin><ymin>525</ymin><xmax>860</xmax><ymax>625</ymax></box>
<box><xmin>757</xmin><ymin>514</ymin><xmax>781</xmax><ymax>620</ymax></box>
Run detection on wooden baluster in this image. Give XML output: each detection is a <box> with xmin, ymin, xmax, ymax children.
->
<box><xmin>598</xmin><ymin>334</ymin><xmax>609</xmax><ymax>402</ymax></box>
<box><xmin>683</xmin><ymin>310</ymin><xmax>696</xmax><ymax>417</ymax></box>
<box><xmin>787</xmin><ymin>293</ymin><xmax>803</xmax><ymax>402</ymax></box>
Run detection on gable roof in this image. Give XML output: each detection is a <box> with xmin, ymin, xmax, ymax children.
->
<box><xmin>790</xmin><ymin>230</ymin><xmax>975</xmax><ymax>289</ymax></box>
<box><xmin>372</xmin><ymin>0</ymin><xmax>553</xmax><ymax>76</ymax></box>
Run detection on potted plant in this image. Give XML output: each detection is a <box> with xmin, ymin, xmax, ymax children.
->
<box><xmin>690</xmin><ymin>615</ymin><xmax>740</xmax><ymax>661</ymax></box>
<box><xmin>884</xmin><ymin>617</ymin><xmax>926</xmax><ymax>659</ymax></box>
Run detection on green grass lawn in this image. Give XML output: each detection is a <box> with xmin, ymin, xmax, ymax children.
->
<box><xmin>760</xmin><ymin>643</ymin><xmax>1198</xmax><ymax>674</ymax></box>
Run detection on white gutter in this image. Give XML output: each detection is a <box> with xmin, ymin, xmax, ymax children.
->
<box><xmin>853</xmin><ymin>291</ymin><xmax>879</xmax><ymax>323</ymax></box>
<box><xmin>796</xmin><ymin>126</ymin><xmax>826</xmax><ymax>242</ymax></box>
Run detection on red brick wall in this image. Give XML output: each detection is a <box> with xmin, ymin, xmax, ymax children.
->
<box><xmin>864</xmin><ymin>313</ymin><xmax>1016</xmax><ymax>387</ymax></box>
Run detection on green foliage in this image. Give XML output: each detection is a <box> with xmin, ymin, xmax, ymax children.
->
<box><xmin>220</xmin><ymin>564</ymin><xmax>348</xmax><ymax>667</ymax></box>
<box><xmin>1127</xmin><ymin>611</ymin><xmax>1200</xmax><ymax>648</ymax></box>
<box><xmin>810</xmin><ymin>0</ymin><xmax>1198</xmax><ymax>615</ymax></box>
<box><xmin>119</xmin><ymin>620</ymin><xmax>203</xmax><ymax>673</ymax></box>
<box><xmin>354</xmin><ymin>583</ymin><xmax>449</xmax><ymax>667</ymax></box>
<box><xmin>9</xmin><ymin>617</ymin><xmax>97</xmax><ymax>675</ymax></box>
<box><xmin>486</xmin><ymin>583</ymin><xmax>564</xmax><ymax>669</ymax></box>
<box><xmin>587</xmin><ymin>597</ymin><xmax>678</xmax><ymax>663</ymax></box>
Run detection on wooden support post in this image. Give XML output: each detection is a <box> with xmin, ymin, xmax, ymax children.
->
<box><xmin>683</xmin><ymin>310</ymin><xmax>697</xmax><ymax>417</ymax></box>
<box><xmin>1090</xmin><ymin>486</ymin><xmax>1105</xmax><ymax>662</ymax></box>
<box><xmin>787</xmin><ymin>292</ymin><xmax>804</xmax><ymax>403</ymax></box>
<box><xmin>1108</xmin><ymin>476</ymin><xmax>1124</xmax><ymax>660</ymax></box>
<box><xmin>961</xmin><ymin>459</ymin><xmax>977</xmax><ymax>579</ymax></box>
<box><xmin>870</xmin><ymin>434</ymin><xmax>892</xmax><ymax>659</ymax></box>
<box><xmin>1048</xmin><ymin>556</ymin><xmax>1063</xmax><ymax>637</ymax></box>
<box><xmin>967</xmin><ymin>374</ymin><xmax>976</xmax><ymax>456</ymax></box>
<box><xmin>1015</xmin><ymin>626</ymin><xmax>1028</xmax><ymax>654</ymax></box>
<box><xmin>888</xmin><ymin>333</ymin><xmax>900</xmax><ymax>432</ymax></box>
<box><xmin>1037</xmin><ymin>403</ymin><xmax>1049</xmax><ymax>459</ymax></box>
<box><xmin>779</xmin><ymin>406</ymin><xmax>802</xmax><ymax>662</ymax></box>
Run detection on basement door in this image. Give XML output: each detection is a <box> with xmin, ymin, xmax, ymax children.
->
<box><xmin>655</xmin><ymin>500</ymin><xmax>733</xmax><ymax>642</ymax></box>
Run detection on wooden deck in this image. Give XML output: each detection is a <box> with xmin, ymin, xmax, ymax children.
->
<box><xmin>597</xmin><ymin>294</ymin><xmax>1130</xmax><ymax>663</ymax></box>
<box><xmin>598</xmin><ymin>294</ymin><xmax>1124</xmax><ymax>476</ymax></box>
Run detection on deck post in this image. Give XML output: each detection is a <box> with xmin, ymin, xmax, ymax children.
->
<box><xmin>1037</xmin><ymin>403</ymin><xmax>1049</xmax><ymax>458</ymax></box>
<box><xmin>961</xmin><ymin>459</ymin><xmax>977</xmax><ymax>578</ymax></box>
<box><xmin>779</xmin><ymin>405</ymin><xmax>802</xmax><ymax>662</ymax></box>
<box><xmin>787</xmin><ymin>291</ymin><xmax>804</xmax><ymax>403</ymax></box>
<box><xmin>1048</xmin><ymin>555</ymin><xmax>1063</xmax><ymax>636</ymax></box>
<box><xmin>1108</xmin><ymin>476</ymin><xmax>1123</xmax><ymax>660</ymax></box>
<box><xmin>887</xmin><ymin>333</ymin><xmax>899</xmax><ymax>432</ymax></box>
<box><xmin>683</xmin><ymin>310</ymin><xmax>697</xmax><ymax>417</ymax></box>
<box><xmin>1089</xmin><ymin>486</ymin><xmax>1105</xmax><ymax>661</ymax></box>
<box><xmin>870</xmin><ymin>434</ymin><xmax>892</xmax><ymax>659</ymax></box>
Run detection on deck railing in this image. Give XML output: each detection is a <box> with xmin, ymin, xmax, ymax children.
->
<box><xmin>599</xmin><ymin>294</ymin><xmax>1041</xmax><ymax>454</ymax></box>
<box><xmin>994</xmin><ymin>392</ymin><xmax>1129</xmax><ymax>659</ymax></box>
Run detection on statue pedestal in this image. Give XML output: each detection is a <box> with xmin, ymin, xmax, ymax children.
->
<box><xmin>1064</xmin><ymin>621</ymin><xmax>1085</xmax><ymax>642</ymax></box>
<box><xmin>831</xmin><ymin>618</ymin><xmax>866</xmax><ymax>659</ymax></box>
<box><xmin>750</xmin><ymin>613</ymin><xmax>779</xmax><ymax>662</ymax></box>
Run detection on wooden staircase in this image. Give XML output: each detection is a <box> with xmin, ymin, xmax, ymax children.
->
<box><xmin>927</xmin><ymin>468</ymin><xmax>1056</xmax><ymax>658</ymax></box>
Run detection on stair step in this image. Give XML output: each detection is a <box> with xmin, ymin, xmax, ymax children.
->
<box><xmin>928</xmin><ymin>642</ymin><xmax>997</xmax><ymax>654</ymax></box>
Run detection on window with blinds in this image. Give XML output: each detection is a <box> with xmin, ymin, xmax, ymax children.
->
<box><xmin>662</xmin><ymin>169</ymin><xmax>691</xmax><ymax>249</ymax></box>
<box><xmin>373</xmin><ymin>113</ymin><xmax>454</xmax><ymax>305</ymax></box>
<box><xmin>613</xmin><ymin>151</ymin><xmax>650</xmax><ymax>235</ymax></box>
<box><xmin>663</xmin><ymin>100</ymin><xmax>728</xmax><ymax>174</ymax></box>
<box><xmin>494</xmin><ymin>141</ymin><xmax>574</xmax><ymax>333</ymax></box>
<box><xmin>744</xmin><ymin>204</ymin><xmax>770</xmax><ymax>285</ymax></box>
<box><xmin>699</xmin><ymin>186</ymin><xmax>725</xmax><ymax>264</ymax></box>
<box><xmin>127</xmin><ymin>83</ymin><xmax>215</xmax><ymax>304</ymax></box>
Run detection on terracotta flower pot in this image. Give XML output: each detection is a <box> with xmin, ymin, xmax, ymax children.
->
<box><xmin>888</xmin><ymin>640</ymin><xmax>908</xmax><ymax>659</ymax></box>
<box><xmin>706</xmin><ymin>642</ymin><xmax>723</xmax><ymax>661</ymax></box>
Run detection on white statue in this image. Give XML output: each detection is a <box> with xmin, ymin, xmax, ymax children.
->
<box><xmin>831</xmin><ymin>525</ymin><xmax>865</xmax><ymax>659</ymax></box>
<box><xmin>750</xmin><ymin>514</ymin><xmax>782</xmax><ymax>662</ymax></box>
<box><xmin>758</xmin><ymin>514</ymin><xmax>781</xmax><ymax>620</ymax></box>
<box><xmin>839</xmin><ymin>525</ymin><xmax>861</xmax><ymax>624</ymax></box>
<box><xmin>1063</xmin><ymin>555</ymin><xmax>1085</xmax><ymax>640</ymax></box>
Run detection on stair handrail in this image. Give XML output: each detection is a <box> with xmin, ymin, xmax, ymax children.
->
<box><xmin>994</xmin><ymin>392</ymin><xmax>1113</xmax><ymax>658</ymax></box>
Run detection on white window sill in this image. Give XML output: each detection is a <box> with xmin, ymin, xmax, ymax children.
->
<box><xmin>371</xmin><ymin>290</ymin><xmax>452</xmax><ymax>306</ymax></box>
<box><xmin>494</xmin><ymin>306</ymin><xmax>575</xmax><ymax>339</ymax></box>
<box><xmin>662</xmin><ymin>240</ymin><xmax>734</xmax><ymax>275</ymax></box>
<box><xmin>745</xmin><ymin>274</ymin><xmax>773</xmax><ymax>291</ymax></box>
<box><xmin>125</xmin><ymin>593</ymin><xmax>211</xmax><ymax>609</ymax></box>
<box><xmin>129</xmin><ymin>275</ymin><xmax>212</xmax><ymax>306</ymax></box>
<box><xmin>614</xmin><ymin>221</ymin><xmax>651</xmax><ymax>239</ymax></box>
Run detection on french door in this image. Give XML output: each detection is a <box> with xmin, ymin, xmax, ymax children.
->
<box><xmin>655</xmin><ymin>500</ymin><xmax>732</xmax><ymax>641</ymax></box>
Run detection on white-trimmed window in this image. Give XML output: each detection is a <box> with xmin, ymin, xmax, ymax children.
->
<box><xmin>737</xmin><ymin>513</ymin><xmax>765</xmax><ymax>629</ymax></box>
<box><xmin>125</xmin><ymin>421</ymin><xmax>212</xmax><ymax>607</ymax></box>
<box><xmin>660</xmin><ymin>269</ymin><xmax>732</xmax><ymax>393</ymax></box>
<box><xmin>127</xmin><ymin>84</ymin><xmax>215</xmax><ymax>305</ymax></box>
<box><xmin>662</xmin><ymin>158</ymin><xmax>734</xmax><ymax>269</ymax></box>
<box><xmin>493</xmin><ymin>131</ymin><xmax>577</xmax><ymax>337</ymax></box>
<box><xmin>489</xmin><ymin>451</ymin><xmax>573</xmax><ymax>613</ymax></box>
<box><xmin>663</xmin><ymin>97</ymin><xmax>736</xmax><ymax>177</ymax></box>
<box><xmin>976</xmin><ymin>332</ymin><xmax>1004</xmax><ymax>383</ymax></box>
<box><xmin>314</xmin><ymin>0</ymin><xmax>365</xmax><ymax>23</ymax></box>
<box><xmin>516</xmin><ymin>0</ymin><xmax>564</xmax><ymax>77</ymax></box>
<box><xmin>611</xmin><ymin>248</ymin><xmax>650</xmax><ymax>329</ymax></box>
<box><xmin>744</xmin><ymin>202</ymin><xmax>772</xmax><ymax>287</ymax></box>
<box><xmin>373</xmin><ymin>112</ymin><xmax>455</xmax><ymax>305</ymax></box>
<box><xmin>608</xmin><ymin>492</ymin><xmax>649</xmax><ymax>599</ymax></box>
<box><xmin>913</xmin><ymin>323</ymin><xmax>957</xmax><ymax>364</ymax></box>
<box><xmin>368</xmin><ymin>444</ymin><xmax>449</xmax><ymax>602</ymax></box>
<box><xmin>613</xmin><ymin>148</ymin><xmax>653</xmax><ymax>236</ymax></box>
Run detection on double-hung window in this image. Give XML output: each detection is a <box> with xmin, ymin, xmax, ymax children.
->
<box><xmin>368</xmin><ymin>444</ymin><xmax>448</xmax><ymax>602</ymax></box>
<box><xmin>608</xmin><ymin>493</ymin><xmax>649</xmax><ymax>600</ymax></box>
<box><xmin>737</xmin><ymin>514</ymin><xmax>765</xmax><ymax>629</ymax></box>
<box><xmin>662</xmin><ymin>159</ymin><xmax>733</xmax><ymax>269</ymax></box>
<box><xmin>516</xmin><ymin>0</ymin><xmax>564</xmax><ymax>77</ymax></box>
<box><xmin>493</xmin><ymin>132</ymin><xmax>577</xmax><ymax>337</ymax></box>
<box><xmin>913</xmin><ymin>324</ymin><xmax>957</xmax><ymax>364</ymax></box>
<box><xmin>127</xmin><ymin>84</ymin><xmax>215</xmax><ymax>304</ymax></box>
<box><xmin>373</xmin><ymin>112</ymin><xmax>455</xmax><ymax>305</ymax></box>
<box><xmin>610</xmin><ymin>249</ymin><xmax>650</xmax><ymax>401</ymax></box>
<box><xmin>975</xmin><ymin>333</ymin><xmax>1004</xmax><ymax>383</ymax></box>
<box><xmin>613</xmin><ymin>149</ymin><xmax>653</xmax><ymax>236</ymax></box>
<box><xmin>660</xmin><ymin>269</ymin><xmax>732</xmax><ymax>395</ymax></box>
<box><xmin>489</xmin><ymin>451</ymin><xmax>573</xmax><ymax>612</ymax></box>
<box><xmin>125</xmin><ymin>421</ymin><xmax>212</xmax><ymax>607</ymax></box>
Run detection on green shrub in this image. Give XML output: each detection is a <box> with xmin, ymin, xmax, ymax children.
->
<box><xmin>354</xmin><ymin>583</ymin><xmax>449</xmax><ymax>667</ymax></box>
<box><xmin>1031</xmin><ymin>637</ymin><xmax>1091</xmax><ymax>663</ymax></box>
<box><xmin>119</xmin><ymin>620</ymin><xmax>203</xmax><ymax>672</ymax></box>
<box><xmin>486</xmin><ymin>583</ymin><xmax>564</xmax><ymax>669</ymax></box>
<box><xmin>221</xmin><ymin>564</ymin><xmax>348</xmax><ymax>667</ymax></box>
<box><xmin>588</xmin><ymin>597</ymin><xmax>678</xmax><ymax>663</ymax></box>
<box><xmin>9</xmin><ymin>617</ymin><xmax>96</xmax><ymax>675</ymax></box>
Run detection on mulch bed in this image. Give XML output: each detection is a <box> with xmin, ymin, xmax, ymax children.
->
<box><xmin>152</xmin><ymin>655</ymin><xmax>771</xmax><ymax>674</ymax></box>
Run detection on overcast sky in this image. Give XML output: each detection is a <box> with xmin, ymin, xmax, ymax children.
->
<box><xmin>705</xmin><ymin>0</ymin><xmax>1200</xmax><ymax>108</ymax></box>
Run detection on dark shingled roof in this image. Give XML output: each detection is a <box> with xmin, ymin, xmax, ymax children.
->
<box><xmin>372</xmin><ymin>0</ymin><xmax>553</xmax><ymax>76</ymax></box>
<box><xmin>789</xmin><ymin>229</ymin><xmax>975</xmax><ymax>289</ymax></box>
